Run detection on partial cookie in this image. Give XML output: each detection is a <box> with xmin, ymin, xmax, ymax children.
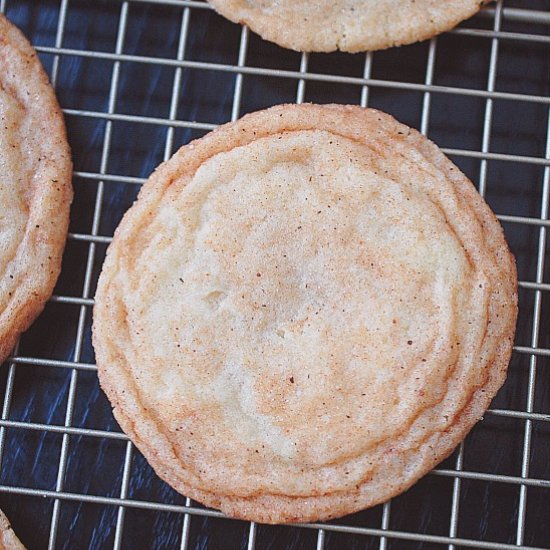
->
<box><xmin>93</xmin><ymin>104</ymin><xmax>517</xmax><ymax>523</ymax></box>
<box><xmin>0</xmin><ymin>15</ymin><xmax>73</xmax><ymax>364</ymax></box>
<box><xmin>0</xmin><ymin>509</ymin><xmax>25</xmax><ymax>550</ymax></box>
<box><xmin>207</xmin><ymin>0</ymin><xmax>492</xmax><ymax>52</ymax></box>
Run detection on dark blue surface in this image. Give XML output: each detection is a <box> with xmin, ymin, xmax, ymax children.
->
<box><xmin>1</xmin><ymin>1</ymin><xmax>549</xmax><ymax>548</ymax></box>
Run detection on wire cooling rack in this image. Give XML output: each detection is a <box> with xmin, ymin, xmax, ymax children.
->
<box><xmin>0</xmin><ymin>0</ymin><xmax>549</xmax><ymax>548</ymax></box>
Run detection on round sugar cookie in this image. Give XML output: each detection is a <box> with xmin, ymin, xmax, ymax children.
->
<box><xmin>93</xmin><ymin>104</ymin><xmax>517</xmax><ymax>523</ymax></box>
<box><xmin>0</xmin><ymin>508</ymin><xmax>25</xmax><ymax>549</ymax></box>
<box><xmin>0</xmin><ymin>15</ymin><xmax>72</xmax><ymax>365</ymax></box>
<box><xmin>207</xmin><ymin>0</ymin><xmax>492</xmax><ymax>52</ymax></box>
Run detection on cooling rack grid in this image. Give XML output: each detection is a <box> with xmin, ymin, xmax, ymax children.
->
<box><xmin>0</xmin><ymin>0</ymin><xmax>549</xmax><ymax>548</ymax></box>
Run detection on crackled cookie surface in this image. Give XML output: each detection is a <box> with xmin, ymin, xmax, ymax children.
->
<box><xmin>207</xmin><ymin>0</ymin><xmax>492</xmax><ymax>52</ymax></box>
<box><xmin>0</xmin><ymin>15</ymin><xmax>72</xmax><ymax>364</ymax></box>
<box><xmin>93</xmin><ymin>104</ymin><xmax>516</xmax><ymax>523</ymax></box>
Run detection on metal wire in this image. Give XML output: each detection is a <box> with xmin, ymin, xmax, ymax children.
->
<box><xmin>516</xmin><ymin>58</ymin><xmax>550</xmax><ymax>549</ymax></box>
<box><xmin>32</xmin><ymin>43</ymin><xmax>550</xmax><ymax>106</ymax></box>
<box><xmin>1</xmin><ymin>0</ymin><xmax>549</xmax><ymax>548</ymax></box>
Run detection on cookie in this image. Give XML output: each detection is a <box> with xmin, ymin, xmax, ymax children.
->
<box><xmin>93</xmin><ymin>104</ymin><xmax>517</xmax><ymax>523</ymax></box>
<box><xmin>0</xmin><ymin>508</ymin><xmax>25</xmax><ymax>549</ymax></box>
<box><xmin>0</xmin><ymin>15</ymin><xmax>72</xmax><ymax>365</ymax></box>
<box><xmin>207</xmin><ymin>0</ymin><xmax>492</xmax><ymax>52</ymax></box>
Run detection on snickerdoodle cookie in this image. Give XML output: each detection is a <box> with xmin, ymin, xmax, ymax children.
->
<box><xmin>0</xmin><ymin>15</ymin><xmax>72</xmax><ymax>365</ymax></box>
<box><xmin>93</xmin><ymin>104</ymin><xmax>516</xmax><ymax>523</ymax></box>
<box><xmin>207</xmin><ymin>0</ymin><xmax>492</xmax><ymax>52</ymax></box>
